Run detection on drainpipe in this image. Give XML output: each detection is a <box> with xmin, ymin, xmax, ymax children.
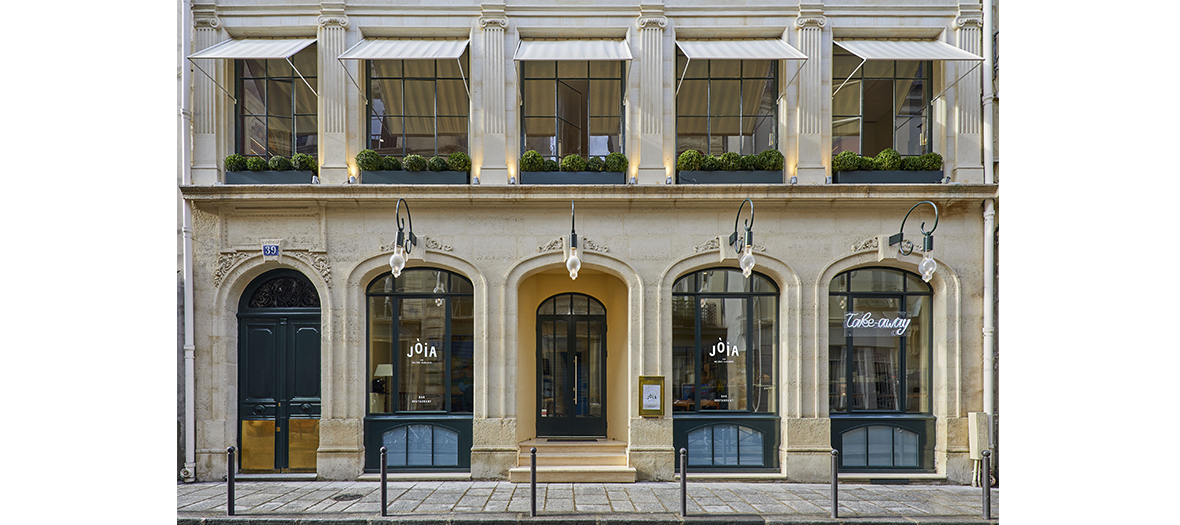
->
<box><xmin>983</xmin><ymin>0</ymin><xmax>995</xmax><ymax>185</ymax></box>
<box><xmin>982</xmin><ymin>0</ymin><xmax>997</xmax><ymax>469</ymax></box>
<box><xmin>180</xmin><ymin>0</ymin><xmax>197</xmax><ymax>483</ymax></box>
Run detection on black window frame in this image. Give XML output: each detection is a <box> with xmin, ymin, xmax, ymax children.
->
<box><xmin>234</xmin><ymin>45</ymin><xmax>318</xmax><ymax>159</ymax></box>
<box><xmin>365</xmin><ymin>51</ymin><xmax>471</xmax><ymax>158</ymax></box>
<box><xmin>831</xmin><ymin>45</ymin><xmax>933</xmax><ymax>158</ymax></box>
<box><xmin>674</xmin><ymin>51</ymin><xmax>780</xmax><ymax>156</ymax></box>
<box><xmin>520</xmin><ymin>60</ymin><xmax>626</xmax><ymax>163</ymax></box>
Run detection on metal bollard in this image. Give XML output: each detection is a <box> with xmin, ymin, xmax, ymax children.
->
<box><xmin>679</xmin><ymin>448</ymin><xmax>687</xmax><ymax>517</ymax></box>
<box><xmin>530</xmin><ymin>447</ymin><xmax>537</xmax><ymax>517</ymax></box>
<box><xmin>380</xmin><ymin>446</ymin><xmax>388</xmax><ymax>517</ymax></box>
<box><xmin>830</xmin><ymin>449</ymin><xmax>839</xmax><ymax>519</ymax></box>
<box><xmin>982</xmin><ymin>450</ymin><xmax>992</xmax><ymax>520</ymax></box>
<box><xmin>226</xmin><ymin>446</ymin><xmax>235</xmax><ymax>516</ymax></box>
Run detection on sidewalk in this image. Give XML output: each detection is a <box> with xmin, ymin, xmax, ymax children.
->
<box><xmin>177</xmin><ymin>479</ymin><xmax>998</xmax><ymax>524</ymax></box>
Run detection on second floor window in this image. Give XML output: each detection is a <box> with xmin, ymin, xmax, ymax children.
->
<box><xmin>832</xmin><ymin>45</ymin><xmax>931</xmax><ymax>158</ymax></box>
<box><xmin>367</xmin><ymin>51</ymin><xmax>470</xmax><ymax>157</ymax></box>
<box><xmin>235</xmin><ymin>45</ymin><xmax>317</xmax><ymax>158</ymax></box>
<box><xmin>676</xmin><ymin>53</ymin><xmax>778</xmax><ymax>156</ymax></box>
<box><xmin>521</xmin><ymin>60</ymin><xmax>624</xmax><ymax>162</ymax></box>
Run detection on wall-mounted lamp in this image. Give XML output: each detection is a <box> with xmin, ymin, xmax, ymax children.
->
<box><xmin>888</xmin><ymin>200</ymin><xmax>939</xmax><ymax>282</ymax></box>
<box><xmin>565</xmin><ymin>200</ymin><xmax>581</xmax><ymax>280</ymax></box>
<box><xmin>388</xmin><ymin>198</ymin><xmax>417</xmax><ymax>278</ymax></box>
<box><xmin>728</xmin><ymin>198</ymin><xmax>756</xmax><ymax>278</ymax></box>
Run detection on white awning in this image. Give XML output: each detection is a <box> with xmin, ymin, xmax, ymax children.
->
<box><xmin>187</xmin><ymin>38</ymin><xmax>316</xmax><ymax>60</ymax></box>
<box><xmin>834</xmin><ymin>39</ymin><xmax>982</xmax><ymax>62</ymax></box>
<box><xmin>338</xmin><ymin>39</ymin><xmax>469</xmax><ymax>61</ymax></box>
<box><xmin>675</xmin><ymin>40</ymin><xmax>807</xmax><ymax>61</ymax></box>
<box><xmin>513</xmin><ymin>39</ymin><xmax>633</xmax><ymax>61</ymax></box>
<box><xmin>186</xmin><ymin>38</ymin><xmax>318</xmax><ymax>103</ymax></box>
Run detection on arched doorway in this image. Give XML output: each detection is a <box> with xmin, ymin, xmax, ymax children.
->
<box><xmin>236</xmin><ymin>269</ymin><xmax>321</xmax><ymax>473</ymax></box>
<box><xmin>536</xmin><ymin>293</ymin><xmax>607</xmax><ymax>437</ymax></box>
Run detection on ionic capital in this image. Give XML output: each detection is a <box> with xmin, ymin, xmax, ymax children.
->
<box><xmin>318</xmin><ymin>15</ymin><xmax>350</xmax><ymax>29</ymax></box>
<box><xmin>638</xmin><ymin>16</ymin><xmax>667</xmax><ymax>30</ymax></box>
<box><xmin>479</xmin><ymin>17</ymin><xmax>508</xmax><ymax>29</ymax></box>
<box><xmin>194</xmin><ymin>16</ymin><xmax>220</xmax><ymax>30</ymax></box>
<box><xmin>956</xmin><ymin>16</ymin><xmax>983</xmax><ymax>30</ymax></box>
<box><xmin>796</xmin><ymin>16</ymin><xmax>827</xmax><ymax>29</ymax></box>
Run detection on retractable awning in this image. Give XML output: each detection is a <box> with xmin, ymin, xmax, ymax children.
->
<box><xmin>674</xmin><ymin>39</ymin><xmax>808</xmax><ymax>95</ymax></box>
<box><xmin>337</xmin><ymin>39</ymin><xmax>472</xmax><ymax>101</ymax></box>
<box><xmin>187</xmin><ymin>38</ymin><xmax>318</xmax><ymax>103</ymax></box>
<box><xmin>832</xmin><ymin>39</ymin><xmax>983</xmax><ymax>98</ymax></box>
<box><xmin>513</xmin><ymin>39</ymin><xmax>633</xmax><ymax>61</ymax></box>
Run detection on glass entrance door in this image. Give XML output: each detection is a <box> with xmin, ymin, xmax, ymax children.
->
<box><xmin>536</xmin><ymin>293</ymin><xmax>606</xmax><ymax>437</ymax></box>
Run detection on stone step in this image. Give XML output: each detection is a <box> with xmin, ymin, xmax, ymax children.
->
<box><xmin>518</xmin><ymin>438</ymin><xmax>627</xmax><ymax>456</ymax></box>
<box><xmin>507</xmin><ymin>465</ymin><xmax>638</xmax><ymax>483</ymax></box>
<box><xmin>517</xmin><ymin>450</ymin><xmax>629</xmax><ymax>466</ymax></box>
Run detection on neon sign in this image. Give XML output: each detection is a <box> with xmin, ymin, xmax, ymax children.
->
<box><xmin>844</xmin><ymin>312</ymin><xmax>912</xmax><ymax>336</ymax></box>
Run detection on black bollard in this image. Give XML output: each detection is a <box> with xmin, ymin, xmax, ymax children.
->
<box><xmin>982</xmin><ymin>450</ymin><xmax>992</xmax><ymax>520</ymax></box>
<box><xmin>380</xmin><ymin>446</ymin><xmax>388</xmax><ymax>517</ymax></box>
<box><xmin>530</xmin><ymin>447</ymin><xmax>537</xmax><ymax>517</ymax></box>
<box><xmin>226</xmin><ymin>446</ymin><xmax>235</xmax><ymax>516</ymax></box>
<box><xmin>680</xmin><ymin>448</ymin><xmax>687</xmax><ymax>517</ymax></box>
<box><xmin>830</xmin><ymin>449</ymin><xmax>839</xmax><ymax>519</ymax></box>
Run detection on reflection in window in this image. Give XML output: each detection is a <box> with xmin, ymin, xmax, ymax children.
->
<box><xmin>687</xmin><ymin>424</ymin><xmax>764</xmax><ymax>467</ymax></box>
<box><xmin>236</xmin><ymin>45</ymin><xmax>318</xmax><ymax>158</ymax></box>
<box><xmin>382</xmin><ymin>424</ymin><xmax>460</xmax><ymax>467</ymax></box>
<box><xmin>676</xmin><ymin>53</ymin><xmax>777</xmax><ymax>156</ymax></box>
<box><xmin>831</xmin><ymin>45</ymin><xmax>931</xmax><ymax>158</ymax></box>
<box><xmin>840</xmin><ymin>425</ymin><xmax>919</xmax><ymax>468</ymax></box>
<box><xmin>367</xmin><ymin>51</ymin><xmax>470</xmax><ymax>157</ymax></box>
<box><xmin>521</xmin><ymin>60</ymin><xmax>624</xmax><ymax>162</ymax></box>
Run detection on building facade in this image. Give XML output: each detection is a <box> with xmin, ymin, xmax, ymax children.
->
<box><xmin>179</xmin><ymin>0</ymin><xmax>999</xmax><ymax>485</ymax></box>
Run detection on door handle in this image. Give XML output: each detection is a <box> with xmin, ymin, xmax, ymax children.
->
<box><xmin>574</xmin><ymin>355</ymin><xmax>578</xmax><ymax>406</ymax></box>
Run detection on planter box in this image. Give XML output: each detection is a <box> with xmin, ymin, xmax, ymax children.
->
<box><xmin>832</xmin><ymin>170</ymin><xmax>944</xmax><ymax>184</ymax></box>
<box><xmin>361</xmin><ymin>170</ymin><xmax>469</xmax><ymax>184</ymax></box>
<box><xmin>677</xmin><ymin>170</ymin><xmax>783</xmax><ymax>184</ymax></box>
<box><xmin>521</xmin><ymin>171</ymin><xmax>627</xmax><ymax>185</ymax></box>
<box><xmin>225</xmin><ymin>170</ymin><xmax>316</xmax><ymax>184</ymax></box>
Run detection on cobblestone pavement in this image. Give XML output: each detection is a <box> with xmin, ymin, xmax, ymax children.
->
<box><xmin>177</xmin><ymin>480</ymin><xmax>998</xmax><ymax>521</ymax></box>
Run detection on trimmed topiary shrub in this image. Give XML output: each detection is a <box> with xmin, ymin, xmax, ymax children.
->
<box><xmin>857</xmin><ymin>154</ymin><xmax>879</xmax><ymax>171</ymax></box>
<box><xmin>701</xmin><ymin>155</ymin><xmax>720</xmax><ymax>171</ymax></box>
<box><xmin>758</xmin><ymin>149</ymin><xmax>785</xmax><ymax>171</ymax></box>
<box><xmin>900</xmin><ymin>156</ymin><xmax>924</xmax><ymax>171</ymax></box>
<box><xmin>718</xmin><ymin>152</ymin><xmax>743</xmax><ymax>171</ymax></box>
<box><xmin>246</xmin><ymin>157</ymin><xmax>268</xmax><ymax>172</ymax></box>
<box><xmin>225</xmin><ymin>154</ymin><xmax>248</xmax><ymax>172</ymax></box>
<box><xmin>268</xmin><ymin>156</ymin><xmax>294</xmax><ymax>171</ymax></box>
<box><xmin>875</xmin><ymin>148</ymin><xmax>902</xmax><ymax>171</ymax></box>
<box><xmin>832</xmin><ymin>150</ymin><xmax>861</xmax><ymax>172</ymax></box>
<box><xmin>292</xmin><ymin>153</ymin><xmax>316</xmax><ymax>172</ymax></box>
<box><xmin>603</xmin><ymin>152</ymin><xmax>628</xmax><ymax>172</ymax></box>
<box><xmin>356</xmin><ymin>149</ymin><xmax>383</xmax><ymax>171</ymax></box>
<box><xmin>520</xmin><ymin>150</ymin><xmax>544</xmax><ymax>172</ymax></box>
<box><xmin>542</xmin><ymin>159</ymin><xmax>560</xmax><ymax>172</ymax></box>
<box><xmin>586</xmin><ymin>156</ymin><xmax>604</xmax><ymax>172</ymax></box>
<box><xmin>561</xmin><ymin>154</ymin><xmax>587</xmax><ymax>172</ymax></box>
<box><xmin>677</xmin><ymin>150</ymin><xmax>703</xmax><ymax>172</ymax></box>
<box><xmin>381</xmin><ymin>156</ymin><xmax>402</xmax><ymax>171</ymax></box>
<box><xmin>918</xmin><ymin>152</ymin><xmax>943</xmax><ymax>171</ymax></box>
<box><xmin>403</xmin><ymin>154</ymin><xmax>428</xmax><ymax>172</ymax></box>
<box><xmin>428</xmin><ymin>156</ymin><xmax>449</xmax><ymax>171</ymax></box>
<box><xmin>741</xmin><ymin>154</ymin><xmax>760</xmax><ymax>171</ymax></box>
<box><xmin>448</xmin><ymin>152</ymin><xmax>471</xmax><ymax>172</ymax></box>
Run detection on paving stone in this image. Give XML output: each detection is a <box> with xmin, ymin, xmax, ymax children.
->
<box><xmin>609</xmin><ymin>500</ymin><xmax>636</xmax><ymax>512</ymax></box>
<box><xmin>574</xmin><ymin>494</ymin><xmax>609</xmax><ymax>505</ymax></box>
<box><xmin>544</xmin><ymin>498</ymin><xmax>575</xmax><ymax>511</ymax></box>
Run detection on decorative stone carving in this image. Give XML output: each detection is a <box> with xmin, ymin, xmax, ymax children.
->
<box><xmin>637</xmin><ymin>16</ymin><xmax>667</xmax><ymax>30</ymax></box>
<box><xmin>479</xmin><ymin>17</ymin><xmax>508</xmax><ymax>29</ymax></box>
<box><xmin>693</xmin><ymin>237</ymin><xmax>720</xmax><ymax>253</ymax></box>
<box><xmin>538</xmin><ymin>238</ymin><xmax>564</xmax><ymax>253</ymax></box>
<box><xmin>795</xmin><ymin>16</ymin><xmax>827</xmax><ymax>29</ymax></box>
<box><xmin>214</xmin><ymin>252</ymin><xmax>251</xmax><ymax>288</ymax></box>
<box><xmin>285</xmin><ymin>250</ymin><xmax>332</xmax><ymax>285</ymax></box>
<box><xmin>851</xmin><ymin>237</ymin><xmax>879</xmax><ymax>252</ymax></box>
<box><xmin>318</xmin><ymin>15</ymin><xmax>350</xmax><ymax>29</ymax></box>
<box><xmin>583</xmin><ymin>238</ymin><xmax>610</xmax><ymax>253</ymax></box>
<box><xmin>424</xmin><ymin>237</ymin><xmax>453</xmax><ymax>252</ymax></box>
<box><xmin>956</xmin><ymin>16</ymin><xmax>983</xmax><ymax>29</ymax></box>
<box><xmin>194</xmin><ymin>16</ymin><xmax>220</xmax><ymax>29</ymax></box>
<box><xmin>537</xmin><ymin>237</ymin><xmax>608</xmax><ymax>253</ymax></box>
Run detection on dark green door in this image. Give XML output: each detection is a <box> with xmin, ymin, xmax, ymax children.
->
<box><xmin>237</xmin><ymin>270</ymin><xmax>321</xmax><ymax>473</ymax></box>
<box><xmin>537</xmin><ymin>293</ymin><xmax>606</xmax><ymax>437</ymax></box>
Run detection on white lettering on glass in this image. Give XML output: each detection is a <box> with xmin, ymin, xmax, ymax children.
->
<box><xmin>406</xmin><ymin>338</ymin><xmax>439</xmax><ymax>359</ymax></box>
<box><xmin>843</xmin><ymin>312</ymin><xmax>912</xmax><ymax>336</ymax></box>
<box><xmin>708</xmin><ymin>338</ymin><xmax>740</xmax><ymax>358</ymax></box>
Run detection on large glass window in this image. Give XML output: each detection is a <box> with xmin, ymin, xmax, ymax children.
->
<box><xmin>672</xmin><ymin>269</ymin><xmax>777</xmax><ymax>413</ymax></box>
<box><xmin>832</xmin><ymin>46</ymin><xmax>931</xmax><ymax>158</ymax></box>
<box><xmin>367</xmin><ymin>269</ymin><xmax>474</xmax><ymax>414</ymax></box>
<box><xmin>367</xmin><ymin>52</ymin><xmax>470</xmax><ymax>157</ymax></box>
<box><xmin>521</xmin><ymin>60</ymin><xmax>624</xmax><ymax>162</ymax></box>
<box><xmin>828</xmin><ymin>268</ymin><xmax>931</xmax><ymax>414</ymax></box>
<box><xmin>236</xmin><ymin>45</ymin><xmax>318</xmax><ymax>158</ymax></box>
<box><xmin>676</xmin><ymin>53</ymin><xmax>777</xmax><ymax>156</ymax></box>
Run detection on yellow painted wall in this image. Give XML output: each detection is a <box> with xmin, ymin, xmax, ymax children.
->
<box><xmin>516</xmin><ymin>268</ymin><xmax>629</xmax><ymax>444</ymax></box>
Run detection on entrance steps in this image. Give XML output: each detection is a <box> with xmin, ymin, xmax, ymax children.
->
<box><xmin>507</xmin><ymin>438</ymin><xmax>636</xmax><ymax>483</ymax></box>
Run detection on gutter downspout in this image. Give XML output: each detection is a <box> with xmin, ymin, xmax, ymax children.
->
<box><xmin>982</xmin><ymin>0</ymin><xmax>997</xmax><ymax>472</ymax></box>
<box><xmin>180</xmin><ymin>0</ymin><xmax>197</xmax><ymax>483</ymax></box>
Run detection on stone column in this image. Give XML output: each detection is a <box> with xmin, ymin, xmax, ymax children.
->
<box><xmin>316</xmin><ymin>4</ymin><xmax>349</xmax><ymax>184</ymax></box>
<box><xmin>636</xmin><ymin>5</ymin><xmax>668</xmax><ymax>185</ymax></box>
<box><xmin>953</xmin><ymin>5</ymin><xmax>984</xmax><ymax>183</ymax></box>
<box><xmin>191</xmin><ymin>4</ymin><xmax>221</xmax><ymax>185</ymax></box>
<box><xmin>476</xmin><ymin>4</ymin><xmax>510</xmax><ymax>185</ymax></box>
<box><xmin>794</xmin><ymin>6</ymin><xmax>827</xmax><ymax>184</ymax></box>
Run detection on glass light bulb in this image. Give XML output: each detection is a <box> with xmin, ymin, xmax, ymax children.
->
<box><xmin>919</xmin><ymin>251</ymin><xmax>937</xmax><ymax>282</ymax></box>
<box><xmin>567</xmin><ymin>248</ymin><xmax>581</xmax><ymax>280</ymax></box>
<box><xmin>739</xmin><ymin>246</ymin><xmax>755</xmax><ymax>278</ymax></box>
<box><xmin>389</xmin><ymin>245</ymin><xmax>406</xmax><ymax>278</ymax></box>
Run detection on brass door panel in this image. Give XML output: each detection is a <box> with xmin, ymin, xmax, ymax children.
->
<box><xmin>287</xmin><ymin>419</ymin><xmax>319</xmax><ymax>471</ymax></box>
<box><xmin>240</xmin><ymin>420</ymin><xmax>276</xmax><ymax>472</ymax></box>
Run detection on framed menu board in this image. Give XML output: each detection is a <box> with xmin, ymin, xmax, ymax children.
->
<box><xmin>638</xmin><ymin>376</ymin><xmax>664</xmax><ymax>417</ymax></box>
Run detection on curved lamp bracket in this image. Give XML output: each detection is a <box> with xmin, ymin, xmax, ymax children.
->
<box><xmin>394</xmin><ymin>198</ymin><xmax>417</xmax><ymax>254</ymax></box>
<box><xmin>888</xmin><ymin>200</ymin><xmax>939</xmax><ymax>256</ymax></box>
<box><xmin>728</xmin><ymin>198</ymin><xmax>755</xmax><ymax>254</ymax></box>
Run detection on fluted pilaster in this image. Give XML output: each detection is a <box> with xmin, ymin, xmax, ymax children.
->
<box><xmin>954</xmin><ymin>3</ymin><xmax>984</xmax><ymax>182</ymax></box>
<box><xmin>476</xmin><ymin>3</ymin><xmax>510</xmax><ymax>185</ymax></box>
<box><xmin>635</xmin><ymin>5</ymin><xmax>667</xmax><ymax>184</ymax></box>
<box><xmin>191</xmin><ymin>3</ymin><xmax>221</xmax><ymax>184</ymax></box>
<box><xmin>794</xmin><ymin>7</ymin><xmax>827</xmax><ymax>184</ymax></box>
<box><xmin>317</xmin><ymin>6</ymin><xmax>349</xmax><ymax>182</ymax></box>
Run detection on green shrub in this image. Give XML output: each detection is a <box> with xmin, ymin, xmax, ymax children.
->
<box><xmin>246</xmin><ymin>157</ymin><xmax>268</xmax><ymax>172</ymax></box>
<box><xmin>225</xmin><ymin>154</ymin><xmax>248</xmax><ymax>172</ymax></box>
<box><xmin>677</xmin><ymin>150</ymin><xmax>703</xmax><ymax>172</ymax></box>
<box><xmin>700</xmin><ymin>155</ymin><xmax>720</xmax><ymax>171</ymax></box>
<box><xmin>718</xmin><ymin>152</ymin><xmax>743</xmax><ymax>171</ymax></box>
<box><xmin>428</xmin><ymin>156</ymin><xmax>449</xmax><ymax>171</ymax></box>
<box><xmin>586</xmin><ymin>156</ymin><xmax>604</xmax><ymax>172</ymax></box>
<box><xmin>875</xmin><ymin>148</ymin><xmax>902</xmax><ymax>171</ymax></box>
<box><xmin>403</xmin><ymin>154</ymin><xmax>428</xmax><ymax>172</ymax></box>
<box><xmin>832</xmin><ymin>151</ymin><xmax>860</xmax><ymax>172</ymax></box>
<box><xmin>356</xmin><ymin>149</ymin><xmax>382</xmax><ymax>171</ymax></box>
<box><xmin>520</xmin><ymin>150</ymin><xmax>544</xmax><ymax>172</ymax></box>
<box><xmin>900</xmin><ymin>156</ymin><xmax>922</xmax><ymax>171</ymax></box>
<box><xmin>603</xmin><ymin>152</ymin><xmax>628</xmax><ymax>172</ymax></box>
<box><xmin>448</xmin><ymin>152</ymin><xmax>471</xmax><ymax>172</ymax></box>
<box><xmin>291</xmin><ymin>153</ymin><xmax>316</xmax><ymax>172</ymax></box>
<box><xmin>741</xmin><ymin>154</ymin><xmax>760</xmax><ymax>171</ymax></box>
<box><xmin>919</xmin><ymin>152</ymin><xmax>943</xmax><ymax>171</ymax></box>
<box><xmin>857</xmin><ymin>154</ymin><xmax>879</xmax><ymax>170</ymax></box>
<box><xmin>542</xmin><ymin>159</ymin><xmax>560</xmax><ymax>172</ymax></box>
<box><xmin>561</xmin><ymin>154</ymin><xmax>587</xmax><ymax>172</ymax></box>
<box><xmin>758</xmin><ymin>149</ymin><xmax>784</xmax><ymax>171</ymax></box>
<box><xmin>381</xmin><ymin>156</ymin><xmax>402</xmax><ymax>171</ymax></box>
<box><xmin>269</xmin><ymin>156</ymin><xmax>293</xmax><ymax>171</ymax></box>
